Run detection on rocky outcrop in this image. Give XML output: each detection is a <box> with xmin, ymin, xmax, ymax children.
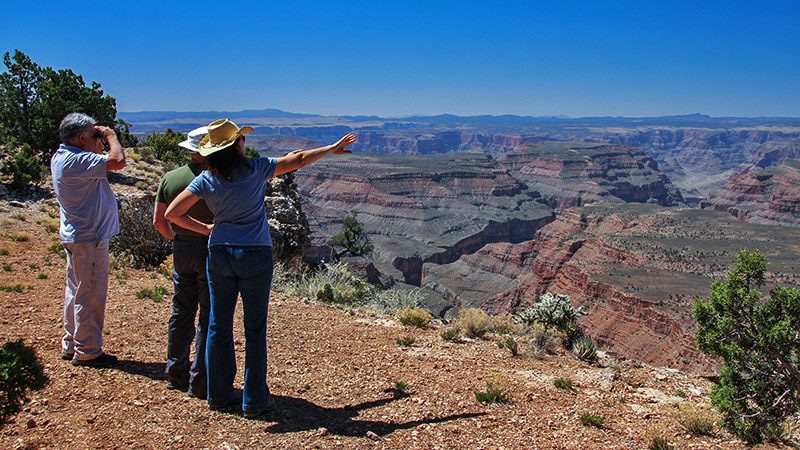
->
<box><xmin>498</xmin><ymin>142</ymin><xmax>684</xmax><ymax>207</ymax></box>
<box><xmin>700</xmin><ymin>161</ymin><xmax>800</xmax><ymax>227</ymax></box>
<box><xmin>264</xmin><ymin>172</ymin><xmax>311</xmax><ymax>263</ymax></box>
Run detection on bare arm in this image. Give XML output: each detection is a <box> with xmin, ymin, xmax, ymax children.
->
<box><xmin>152</xmin><ymin>202</ymin><xmax>175</xmax><ymax>240</ymax></box>
<box><xmin>275</xmin><ymin>133</ymin><xmax>357</xmax><ymax>176</ymax></box>
<box><xmin>164</xmin><ymin>190</ymin><xmax>212</xmax><ymax>236</ymax></box>
<box><xmin>97</xmin><ymin>126</ymin><xmax>126</xmax><ymax>171</ymax></box>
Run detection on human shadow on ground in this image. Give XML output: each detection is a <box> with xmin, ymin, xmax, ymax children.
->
<box><xmin>111</xmin><ymin>359</ymin><xmax>165</xmax><ymax>381</ymax></box>
<box><xmin>257</xmin><ymin>391</ymin><xmax>485</xmax><ymax>438</ymax></box>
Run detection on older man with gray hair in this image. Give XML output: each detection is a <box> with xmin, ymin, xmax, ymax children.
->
<box><xmin>51</xmin><ymin>112</ymin><xmax>126</xmax><ymax>367</ymax></box>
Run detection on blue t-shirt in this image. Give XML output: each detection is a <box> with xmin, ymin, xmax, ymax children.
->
<box><xmin>50</xmin><ymin>144</ymin><xmax>119</xmax><ymax>243</ymax></box>
<box><xmin>186</xmin><ymin>157</ymin><xmax>278</xmax><ymax>247</ymax></box>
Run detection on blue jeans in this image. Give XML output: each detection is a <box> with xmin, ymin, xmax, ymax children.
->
<box><xmin>165</xmin><ymin>236</ymin><xmax>210</xmax><ymax>396</ymax></box>
<box><xmin>205</xmin><ymin>245</ymin><xmax>273</xmax><ymax>414</ymax></box>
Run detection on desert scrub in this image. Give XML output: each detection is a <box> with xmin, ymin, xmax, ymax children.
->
<box><xmin>37</xmin><ymin>273</ymin><xmax>47</xmax><ymax>280</ymax></box>
<box><xmin>1</xmin><ymin>263</ymin><xmax>10</xmax><ymax>272</ymax></box>
<box><xmin>571</xmin><ymin>336</ymin><xmax>598</xmax><ymax>362</ymax></box>
<box><xmin>514</xmin><ymin>292</ymin><xmax>582</xmax><ymax>329</ymax></box>
<box><xmin>474</xmin><ymin>380</ymin><xmax>509</xmax><ymax>404</ymax></box>
<box><xmin>42</xmin><ymin>219</ymin><xmax>59</xmax><ymax>234</ymax></box>
<box><xmin>529</xmin><ymin>323</ymin><xmax>561</xmax><ymax>358</ymax></box>
<box><xmin>158</xmin><ymin>254</ymin><xmax>174</xmax><ymax>278</ymax></box>
<box><xmin>455</xmin><ymin>308</ymin><xmax>492</xmax><ymax>339</ymax></box>
<box><xmin>48</xmin><ymin>241</ymin><xmax>64</xmax><ymax>255</ymax></box>
<box><xmin>366</xmin><ymin>286</ymin><xmax>422</xmax><ymax>313</ymax></box>
<box><xmin>110</xmin><ymin>195</ymin><xmax>171</xmax><ymax>268</ymax></box>
<box><xmin>0</xmin><ymin>284</ymin><xmax>31</xmax><ymax>292</ymax></box>
<box><xmin>0</xmin><ymin>248</ymin><xmax>8</xmax><ymax>256</ymax></box>
<box><xmin>10</xmin><ymin>232</ymin><xmax>30</xmax><ymax>242</ymax></box>
<box><xmin>396</xmin><ymin>336</ymin><xmax>415</xmax><ymax>347</ymax></box>
<box><xmin>491</xmin><ymin>314</ymin><xmax>524</xmax><ymax>335</ymax></box>
<box><xmin>497</xmin><ymin>335</ymin><xmax>519</xmax><ymax>356</ymax></box>
<box><xmin>10</xmin><ymin>213</ymin><xmax>27</xmax><ymax>221</ymax></box>
<box><xmin>136</xmin><ymin>286</ymin><xmax>168</xmax><ymax>303</ymax></box>
<box><xmin>553</xmin><ymin>377</ymin><xmax>574</xmax><ymax>391</ymax></box>
<box><xmin>648</xmin><ymin>435</ymin><xmax>673</xmax><ymax>450</ymax></box>
<box><xmin>440</xmin><ymin>326</ymin><xmax>463</xmax><ymax>343</ymax></box>
<box><xmin>580</xmin><ymin>411</ymin><xmax>606</xmax><ymax>427</ymax></box>
<box><xmin>674</xmin><ymin>404</ymin><xmax>716</xmax><ymax>436</ymax></box>
<box><xmin>0</xmin><ymin>340</ymin><xmax>48</xmax><ymax>423</ymax></box>
<box><xmin>396</xmin><ymin>307</ymin><xmax>433</xmax><ymax>328</ymax></box>
<box><xmin>289</xmin><ymin>262</ymin><xmax>370</xmax><ymax>305</ymax></box>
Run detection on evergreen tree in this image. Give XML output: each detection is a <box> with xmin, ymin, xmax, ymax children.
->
<box><xmin>692</xmin><ymin>249</ymin><xmax>800</xmax><ymax>444</ymax></box>
<box><xmin>330</xmin><ymin>212</ymin><xmax>374</xmax><ymax>260</ymax></box>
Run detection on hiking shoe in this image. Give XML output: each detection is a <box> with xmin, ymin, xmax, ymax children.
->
<box><xmin>243</xmin><ymin>396</ymin><xmax>276</xmax><ymax>419</ymax></box>
<box><xmin>60</xmin><ymin>352</ymin><xmax>74</xmax><ymax>361</ymax></box>
<box><xmin>71</xmin><ymin>353</ymin><xmax>118</xmax><ymax>368</ymax></box>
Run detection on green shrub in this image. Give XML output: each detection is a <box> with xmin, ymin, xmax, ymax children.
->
<box><xmin>42</xmin><ymin>219</ymin><xmax>59</xmax><ymax>234</ymax></box>
<box><xmin>692</xmin><ymin>249</ymin><xmax>800</xmax><ymax>444</ymax></box>
<box><xmin>0</xmin><ymin>340</ymin><xmax>48</xmax><ymax>423</ymax></box>
<box><xmin>397</xmin><ymin>307</ymin><xmax>433</xmax><ymax>328</ymax></box>
<box><xmin>36</xmin><ymin>273</ymin><xmax>47</xmax><ymax>280</ymax></box>
<box><xmin>440</xmin><ymin>326</ymin><xmax>462</xmax><ymax>343</ymax></box>
<box><xmin>289</xmin><ymin>262</ymin><xmax>370</xmax><ymax>305</ymax></box>
<box><xmin>580</xmin><ymin>411</ymin><xmax>606</xmax><ymax>427</ymax></box>
<box><xmin>396</xmin><ymin>336</ymin><xmax>415</xmax><ymax>347</ymax></box>
<box><xmin>572</xmin><ymin>336</ymin><xmax>598</xmax><ymax>362</ymax></box>
<box><xmin>0</xmin><ymin>144</ymin><xmax>44</xmax><ymax>190</ymax></box>
<box><xmin>1</xmin><ymin>263</ymin><xmax>10</xmax><ymax>272</ymax></box>
<box><xmin>48</xmin><ymin>241</ymin><xmax>64</xmax><ymax>255</ymax></box>
<box><xmin>553</xmin><ymin>377</ymin><xmax>573</xmax><ymax>390</ymax></box>
<box><xmin>141</xmin><ymin>129</ymin><xmax>186</xmax><ymax>168</ymax></box>
<box><xmin>514</xmin><ymin>293</ymin><xmax>582</xmax><ymax>329</ymax></box>
<box><xmin>456</xmin><ymin>308</ymin><xmax>492</xmax><ymax>339</ymax></box>
<box><xmin>0</xmin><ymin>284</ymin><xmax>25</xmax><ymax>292</ymax></box>
<box><xmin>497</xmin><ymin>336</ymin><xmax>519</xmax><ymax>356</ymax></box>
<box><xmin>474</xmin><ymin>381</ymin><xmax>509</xmax><ymax>404</ymax></box>
<box><xmin>135</xmin><ymin>286</ymin><xmax>168</xmax><ymax>303</ymax></box>
<box><xmin>0</xmin><ymin>248</ymin><xmax>7</xmax><ymax>256</ymax></box>
<box><xmin>529</xmin><ymin>323</ymin><xmax>561</xmax><ymax>358</ymax></box>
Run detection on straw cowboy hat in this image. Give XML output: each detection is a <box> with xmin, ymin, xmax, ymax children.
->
<box><xmin>198</xmin><ymin>119</ymin><xmax>254</xmax><ymax>156</ymax></box>
<box><xmin>177</xmin><ymin>126</ymin><xmax>209</xmax><ymax>152</ymax></box>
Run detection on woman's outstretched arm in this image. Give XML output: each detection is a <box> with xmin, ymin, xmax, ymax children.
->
<box><xmin>164</xmin><ymin>189</ymin><xmax>213</xmax><ymax>236</ymax></box>
<box><xmin>274</xmin><ymin>133</ymin><xmax>356</xmax><ymax>176</ymax></box>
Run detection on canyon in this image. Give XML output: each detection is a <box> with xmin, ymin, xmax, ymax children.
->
<box><xmin>123</xmin><ymin>110</ymin><xmax>800</xmax><ymax>371</ymax></box>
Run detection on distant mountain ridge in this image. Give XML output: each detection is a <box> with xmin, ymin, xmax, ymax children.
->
<box><xmin>120</xmin><ymin>109</ymin><xmax>800</xmax><ymax>128</ymax></box>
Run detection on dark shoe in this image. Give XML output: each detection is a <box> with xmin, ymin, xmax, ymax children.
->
<box><xmin>187</xmin><ymin>388</ymin><xmax>207</xmax><ymax>400</ymax></box>
<box><xmin>60</xmin><ymin>352</ymin><xmax>74</xmax><ymax>361</ymax></box>
<box><xmin>166</xmin><ymin>380</ymin><xmax>189</xmax><ymax>391</ymax></box>
<box><xmin>71</xmin><ymin>353</ymin><xmax>118</xmax><ymax>368</ymax></box>
<box><xmin>243</xmin><ymin>396</ymin><xmax>276</xmax><ymax>419</ymax></box>
<box><xmin>209</xmin><ymin>391</ymin><xmax>242</xmax><ymax>413</ymax></box>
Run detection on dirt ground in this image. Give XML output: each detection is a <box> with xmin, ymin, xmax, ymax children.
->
<box><xmin>0</xmin><ymin>198</ymin><xmax>786</xmax><ymax>449</ymax></box>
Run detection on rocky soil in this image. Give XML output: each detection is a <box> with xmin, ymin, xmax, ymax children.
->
<box><xmin>0</xmin><ymin>196</ymin><xmax>792</xmax><ymax>449</ymax></box>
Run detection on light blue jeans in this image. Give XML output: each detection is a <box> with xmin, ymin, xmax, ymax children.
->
<box><xmin>205</xmin><ymin>245</ymin><xmax>273</xmax><ymax>414</ymax></box>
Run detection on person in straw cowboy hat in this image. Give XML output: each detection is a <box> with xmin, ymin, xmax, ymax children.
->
<box><xmin>153</xmin><ymin>126</ymin><xmax>213</xmax><ymax>399</ymax></box>
<box><xmin>165</xmin><ymin>119</ymin><xmax>356</xmax><ymax>418</ymax></box>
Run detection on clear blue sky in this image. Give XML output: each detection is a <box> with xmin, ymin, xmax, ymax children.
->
<box><xmin>2</xmin><ymin>1</ymin><xmax>799</xmax><ymax>117</ymax></box>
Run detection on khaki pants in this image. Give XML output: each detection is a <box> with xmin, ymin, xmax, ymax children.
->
<box><xmin>62</xmin><ymin>240</ymin><xmax>109</xmax><ymax>360</ymax></box>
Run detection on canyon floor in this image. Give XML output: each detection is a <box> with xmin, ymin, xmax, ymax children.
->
<box><xmin>0</xmin><ymin>198</ymin><xmax>792</xmax><ymax>449</ymax></box>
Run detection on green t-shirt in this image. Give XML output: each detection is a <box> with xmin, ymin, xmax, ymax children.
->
<box><xmin>156</xmin><ymin>163</ymin><xmax>214</xmax><ymax>238</ymax></box>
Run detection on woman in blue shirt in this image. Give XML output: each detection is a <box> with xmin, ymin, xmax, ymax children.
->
<box><xmin>165</xmin><ymin>118</ymin><xmax>356</xmax><ymax>418</ymax></box>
